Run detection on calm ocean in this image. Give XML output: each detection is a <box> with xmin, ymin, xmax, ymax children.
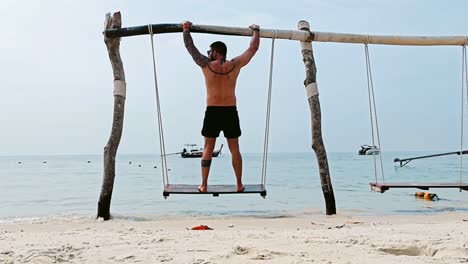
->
<box><xmin>1</xmin><ymin>152</ymin><xmax>468</xmax><ymax>221</ymax></box>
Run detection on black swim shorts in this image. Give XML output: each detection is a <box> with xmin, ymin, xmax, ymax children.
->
<box><xmin>201</xmin><ymin>106</ymin><xmax>241</xmax><ymax>138</ymax></box>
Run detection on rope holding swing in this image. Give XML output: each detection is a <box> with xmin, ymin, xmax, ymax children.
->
<box><xmin>364</xmin><ymin>40</ymin><xmax>385</xmax><ymax>184</ymax></box>
<box><xmin>261</xmin><ymin>30</ymin><xmax>277</xmax><ymax>187</ymax></box>
<box><xmin>148</xmin><ymin>24</ymin><xmax>170</xmax><ymax>186</ymax></box>
<box><xmin>366</xmin><ymin>38</ymin><xmax>467</xmax><ymax>192</ymax></box>
<box><xmin>149</xmin><ymin>24</ymin><xmax>275</xmax><ymax>194</ymax></box>
<box><xmin>460</xmin><ymin>38</ymin><xmax>468</xmax><ymax>191</ymax></box>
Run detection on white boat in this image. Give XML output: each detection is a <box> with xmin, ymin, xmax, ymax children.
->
<box><xmin>358</xmin><ymin>145</ymin><xmax>380</xmax><ymax>155</ymax></box>
<box><xmin>181</xmin><ymin>144</ymin><xmax>223</xmax><ymax>158</ymax></box>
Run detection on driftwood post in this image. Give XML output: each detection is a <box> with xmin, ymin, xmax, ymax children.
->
<box><xmin>298</xmin><ymin>20</ymin><xmax>336</xmax><ymax>215</ymax></box>
<box><xmin>97</xmin><ymin>12</ymin><xmax>127</xmax><ymax>220</ymax></box>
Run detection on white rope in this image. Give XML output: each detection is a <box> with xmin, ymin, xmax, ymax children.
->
<box><xmin>261</xmin><ymin>31</ymin><xmax>277</xmax><ymax>187</ymax></box>
<box><xmin>460</xmin><ymin>39</ymin><xmax>468</xmax><ymax>189</ymax></box>
<box><xmin>364</xmin><ymin>42</ymin><xmax>385</xmax><ymax>183</ymax></box>
<box><xmin>364</xmin><ymin>43</ymin><xmax>378</xmax><ymax>183</ymax></box>
<box><xmin>368</xmin><ymin>48</ymin><xmax>385</xmax><ymax>183</ymax></box>
<box><xmin>148</xmin><ymin>24</ymin><xmax>169</xmax><ymax>186</ymax></box>
<box><xmin>465</xmin><ymin>36</ymin><xmax>468</xmax><ymax>107</ymax></box>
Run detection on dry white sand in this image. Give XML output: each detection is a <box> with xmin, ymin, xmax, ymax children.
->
<box><xmin>1</xmin><ymin>213</ymin><xmax>467</xmax><ymax>264</ymax></box>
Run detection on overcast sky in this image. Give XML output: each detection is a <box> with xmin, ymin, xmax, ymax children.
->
<box><xmin>1</xmin><ymin>0</ymin><xmax>468</xmax><ymax>155</ymax></box>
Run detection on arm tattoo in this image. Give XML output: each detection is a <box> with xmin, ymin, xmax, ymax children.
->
<box><xmin>183</xmin><ymin>31</ymin><xmax>209</xmax><ymax>68</ymax></box>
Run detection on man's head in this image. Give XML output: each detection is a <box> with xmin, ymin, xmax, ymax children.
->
<box><xmin>208</xmin><ymin>41</ymin><xmax>227</xmax><ymax>61</ymax></box>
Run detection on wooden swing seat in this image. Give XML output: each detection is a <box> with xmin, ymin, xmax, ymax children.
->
<box><xmin>370</xmin><ymin>182</ymin><xmax>468</xmax><ymax>193</ymax></box>
<box><xmin>163</xmin><ymin>184</ymin><xmax>267</xmax><ymax>198</ymax></box>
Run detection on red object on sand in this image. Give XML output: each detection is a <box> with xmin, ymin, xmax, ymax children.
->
<box><xmin>191</xmin><ymin>225</ymin><xmax>213</xmax><ymax>230</ymax></box>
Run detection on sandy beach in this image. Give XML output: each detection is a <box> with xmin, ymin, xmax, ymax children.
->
<box><xmin>1</xmin><ymin>212</ymin><xmax>467</xmax><ymax>264</ymax></box>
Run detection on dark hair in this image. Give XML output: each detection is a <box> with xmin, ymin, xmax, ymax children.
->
<box><xmin>210</xmin><ymin>41</ymin><xmax>227</xmax><ymax>57</ymax></box>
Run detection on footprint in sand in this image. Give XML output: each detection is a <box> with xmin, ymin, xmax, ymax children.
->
<box><xmin>233</xmin><ymin>246</ymin><xmax>249</xmax><ymax>255</ymax></box>
<box><xmin>193</xmin><ymin>258</ymin><xmax>210</xmax><ymax>264</ymax></box>
<box><xmin>0</xmin><ymin>251</ymin><xmax>14</xmax><ymax>264</ymax></box>
<box><xmin>379</xmin><ymin>246</ymin><xmax>436</xmax><ymax>256</ymax></box>
<box><xmin>18</xmin><ymin>245</ymin><xmax>82</xmax><ymax>263</ymax></box>
<box><xmin>251</xmin><ymin>250</ymin><xmax>287</xmax><ymax>260</ymax></box>
<box><xmin>156</xmin><ymin>255</ymin><xmax>173</xmax><ymax>262</ymax></box>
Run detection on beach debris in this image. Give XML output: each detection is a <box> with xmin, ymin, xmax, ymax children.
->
<box><xmin>252</xmin><ymin>254</ymin><xmax>272</xmax><ymax>260</ymax></box>
<box><xmin>310</xmin><ymin>222</ymin><xmax>325</xmax><ymax>226</ymax></box>
<box><xmin>138</xmin><ymin>165</ymin><xmax>141</xmax><ymax>167</ymax></box>
<box><xmin>346</xmin><ymin>221</ymin><xmax>364</xmax><ymax>225</ymax></box>
<box><xmin>154</xmin><ymin>166</ymin><xmax>157</xmax><ymax>168</ymax></box>
<box><xmin>328</xmin><ymin>224</ymin><xmax>345</xmax><ymax>229</ymax></box>
<box><xmin>228</xmin><ymin>224</ymin><xmax>234</xmax><ymax>228</ymax></box>
<box><xmin>415</xmin><ymin>192</ymin><xmax>439</xmax><ymax>201</ymax></box>
<box><xmin>17</xmin><ymin>161</ymin><xmax>22</xmax><ymax>164</ymax></box>
<box><xmin>42</xmin><ymin>161</ymin><xmax>47</xmax><ymax>163</ymax></box>
<box><xmin>111</xmin><ymin>254</ymin><xmax>135</xmax><ymax>261</ymax></box>
<box><xmin>152</xmin><ymin>238</ymin><xmax>167</xmax><ymax>243</ymax></box>
<box><xmin>191</xmin><ymin>225</ymin><xmax>213</xmax><ymax>230</ymax></box>
<box><xmin>129</xmin><ymin>161</ymin><xmax>132</xmax><ymax>164</ymax></box>
<box><xmin>87</xmin><ymin>160</ymin><xmax>91</xmax><ymax>163</ymax></box>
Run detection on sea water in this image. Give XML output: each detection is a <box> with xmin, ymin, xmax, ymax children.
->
<box><xmin>1</xmin><ymin>152</ymin><xmax>468</xmax><ymax>221</ymax></box>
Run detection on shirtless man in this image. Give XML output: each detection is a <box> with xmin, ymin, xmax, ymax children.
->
<box><xmin>182</xmin><ymin>21</ymin><xmax>260</xmax><ymax>193</ymax></box>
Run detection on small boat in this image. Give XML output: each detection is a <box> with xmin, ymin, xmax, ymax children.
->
<box><xmin>358</xmin><ymin>144</ymin><xmax>380</xmax><ymax>155</ymax></box>
<box><xmin>181</xmin><ymin>144</ymin><xmax>223</xmax><ymax>158</ymax></box>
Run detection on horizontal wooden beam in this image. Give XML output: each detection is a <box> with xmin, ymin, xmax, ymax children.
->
<box><xmin>104</xmin><ymin>23</ymin><xmax>468</xmax><ymax>46</ymax></box>
<box><xmin>104</xmin><ymin>23</ymin><xmax>313</xmax><ymax>41</ymax></box>
<box><xmin>316</xmin><ymin>32</ymin><xmax>467</xmax><ymax>46</ymax></box>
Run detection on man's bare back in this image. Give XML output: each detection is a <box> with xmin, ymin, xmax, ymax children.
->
<box><xmin>202</xmin><ymin>59</ymin><xmax>241</xmax><ymax>106</ymax></box>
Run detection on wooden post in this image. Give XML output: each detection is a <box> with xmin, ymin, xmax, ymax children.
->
<box><xmin>97</xmin><ymin>12</ymin><xmax>127</xmax><ymax>220</ymax></box>
<box><xmin>298</xmin><ymin>20</ymin><xmax>336</xmax><ymax>215</ymax></box>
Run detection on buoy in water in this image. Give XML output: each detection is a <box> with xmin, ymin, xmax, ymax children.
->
<box><xmin>415</xmin><ymin>191</ymin><xmax>439</xmax><ymax>201</ymax></box>
<box><xmin>415</xmin><ymin>191</ymin><xmax>425</xmax><ymax>198</ymax></box>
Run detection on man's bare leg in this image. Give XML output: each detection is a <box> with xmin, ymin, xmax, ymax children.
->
<box><xmin>199</xmin><ymin>137</ymin><xmax>216</xmax><ymax>192</ymax></box>
<box><xmin>227</xmin><ymin>138</ymin><xmax>243</xmax><ymax>192</ymax></box>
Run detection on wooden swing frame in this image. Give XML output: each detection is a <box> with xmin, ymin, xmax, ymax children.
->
<box><xmin>97</xmin><ymin>11</ymin><xmax>467</xmax><ymax>220</ymax></box>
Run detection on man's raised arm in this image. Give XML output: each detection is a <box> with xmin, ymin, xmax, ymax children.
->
<box><xmin>182</xmin><ymin>21</ymin><xmax>209</xmax><ymax>68</ymax></box>
<box><xmin>233</xmin><ymin>24</ymin><xmax>260</xmax><ymax>68</ymax></box>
